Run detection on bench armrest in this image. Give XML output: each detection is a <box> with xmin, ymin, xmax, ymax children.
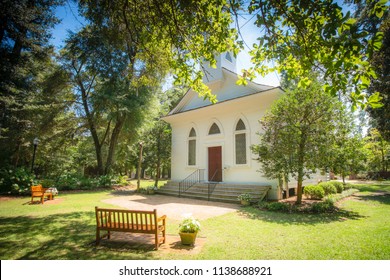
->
<box><xmin>157</xmin><ymin>215</ymin><xmax>167</xmax><ymax>222</ymax></box>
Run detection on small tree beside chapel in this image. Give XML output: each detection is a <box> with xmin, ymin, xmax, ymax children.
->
<box><xmin>252</xmin><ymin>81</ymin><xmax>348</xmax><ymax>204</ymax></box>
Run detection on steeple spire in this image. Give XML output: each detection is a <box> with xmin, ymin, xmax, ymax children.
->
<box><xmin>202</xmin><ymin>52</ymin><xmax>237</xmax><ymax>83</ymax></box>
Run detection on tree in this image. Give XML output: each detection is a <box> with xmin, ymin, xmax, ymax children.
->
<box><xmin>364</xmin><ymin>128</ymin><xmax>389</xmax><ymax>174</ymax></box>
<box><xmin>77</xmin><ymin>0</ymin><xmax>388</xmax><ymax>109</ymax></box>
<box><xmin>330</xmin><ymin>133</ymin><xmax>367</xmax><ymax>183</ymax></box>
<box><xmin>239</xmin><ymin>0</ymin><xmax>387</xmax><ymax>109</ymax></box>
<box><xmin>61</xmin><ymin>25</ymin><xmax>166</xmax><ymax>175</ymax></box>
<box><xmin>252</xmin><ymin>81</ymin><xmax>348</xmax><ymax>204</ymax></box>
<box><xmin>0</xmin><ymin>0</ymin><xmax>64</xmax><ymax>168</ymax></box>
<box><xmin>367</xmin><ymin>15</ymin><xmax>390</xmax><ymax>140</ymax></box>
<box><xmin>77</xmin><ymin>0</ymin><xmax>240</xmax><ymax>103</ymax></box>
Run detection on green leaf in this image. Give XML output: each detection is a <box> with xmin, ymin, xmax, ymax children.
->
<box><xmin>368</xmin><ymin>92</ymin><xmax>384</xmax><ymax>108</ymax></box>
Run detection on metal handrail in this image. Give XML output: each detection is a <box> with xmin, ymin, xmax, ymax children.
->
<box><xmin>207</xmin><ymin>169</ymin><xmax>219</xmax><ymax>201</ymax></box>
<box><xmin>179</xmin><ymin>169</ymin><xmax>205</xmax><ymax>197</ymax></box>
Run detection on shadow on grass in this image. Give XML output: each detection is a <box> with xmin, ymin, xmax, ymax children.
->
<box><xmin>353</xmin><ymin>192</ymin><xmax>390</xmax><ymax>206</ymax></box>
<box><xmin>237</xmin><ymin>206</ymin><xmax>365</xmax><ymax>226</ymax></box>
<box><xmin>0</xmin><ymin>212</ymin><xmax>157</xmax><ymax>260</ymax></box>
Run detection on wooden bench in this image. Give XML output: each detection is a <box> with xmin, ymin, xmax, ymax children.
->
<box><xmin>31</xmin><ymin>185</ymin><xmax>53</xmax><ymax>204</ymax></box>
<box><xmin>95</xmin><ymin>207</ymin><xmax>166</xmax><ymax>250</ymax></box>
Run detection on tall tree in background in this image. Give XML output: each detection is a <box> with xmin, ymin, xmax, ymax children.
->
<box><xmin>61</xmin><ymin>25</ymin><xmax>168</xmax><ymax>175</ymax></box>
<box><xmin>78</xmin><ymin>0</ymin><xmax>240</xmax><ymax>103</ymax></box>
<box><xmin>367</xmin><ymin>15</ymin><xmax>390</xmax><ymax>140</ymax></box>
<box><xmin>0</xmin><ymin>0</ymin><xmax>64</xmax><ymax>168</ymax></box>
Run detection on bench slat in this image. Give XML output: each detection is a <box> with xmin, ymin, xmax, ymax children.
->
<box><xmin>95</xmin><ymin>207</ymin><xmax>166</xmax><ymax>250</ymax></box>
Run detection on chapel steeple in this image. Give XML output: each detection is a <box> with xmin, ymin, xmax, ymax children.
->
<box><xmin>202</xmin><ymin>52</ymin><xmax>237</xmax><ymax>83</ymax></box>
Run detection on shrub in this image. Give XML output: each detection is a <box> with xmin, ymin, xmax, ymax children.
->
<box><xmin>309</xmin><ymin>201</ymin><xmax>335</xmax><ymax>213</ymax></box>
<box><xmin>39</xmin><ymin>179</ymin><xmax>56</xmax><ymax>188</ymax></box>
<box><xmin>97</xmin><ymin>175</ymin><xmax>112</xmax><ymax>187</ymax></box>
<box><xmin>116</xmin><ymin>175</ymin><xmax>129</xmax><ymax>186</ymax></box>
<box><xmin>318</xmin><ymin>182</ymin><xmax>337</xmax><ymax>195</ymax></box>
<box><xmin>0</xmin><ymin>166</ymin><xmax>35</xmax><ymax>195</ymax></box>
<box><xmin>237</xmin><ymin>193</ymin><xmax>252</xmax><ymax>202</ymax></box>
<box><xmin>304</xmin><ymin>185</ymin><xmax>325</xmax><ymax>200</ymax></box>
<box><xmin>329</xmin><ymin>181</ymin><xmax>344</xmax><ymax>193</ymax></box>
<box><xmin>265</xmin><ymin>202</ymin><xmax>291</xmax><ymax>212</ymax></box>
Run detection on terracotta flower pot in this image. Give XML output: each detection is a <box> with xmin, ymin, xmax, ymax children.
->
<box><xmin>179</xmin><ymin>231</ymin><xmax>198</xmax><ymax>245</ymax></box>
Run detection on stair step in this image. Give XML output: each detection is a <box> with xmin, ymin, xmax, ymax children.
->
<box><xmin>157</xmin><ymin>182</ymin><xmax>271</xmax><ymax>204</ymax></box>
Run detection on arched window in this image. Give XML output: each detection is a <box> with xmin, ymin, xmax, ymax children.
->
<box><xmin>208</xmin><ymin>123</ymin><xmax>221</xmax><ymax>135</ymax></box>
<box><xmin>235</xmin><ymin>119</ymin><xmax>247</xmax><ymax>164</ymax></box>
<box><xmin>188</xmin><ymin>128</ymin><xmax>196</xmax><ymax>166</ymax></box>
<box><xmin>225</xmin><ymin>52</ymin><xmax>233</xmax><ymax>63</ymax></box>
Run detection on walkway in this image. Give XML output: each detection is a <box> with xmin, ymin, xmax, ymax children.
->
<box><xmin>102</xmin><ymin>193</ymin><xmax>240</xmax><ymax>221</ymax></box>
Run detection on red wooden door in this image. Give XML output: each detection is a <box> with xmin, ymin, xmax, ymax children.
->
<box><xmin>208</xmin><ymin>146</ymin><xmax>222</xmax><ymax>182</ymax></box>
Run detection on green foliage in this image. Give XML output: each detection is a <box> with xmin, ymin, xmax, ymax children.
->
<box><xmin>78</xmin><ymin>0</ymin><xmax>240</xmax><ymax>104</ymax></box>
<box><xmin>364</xmin><ymin>128</ymin><xmax>389</xmax><ymax>172</ymax></box>
<box><xmin>366</xmin><ymin>9</ymin><xmax>390</xmax><ymax>141</ymax></box>
<box><xmin>0</xmin><ymin>167</ymin><xmax>36</xmax><ymax>194</ymax></box>
<box><xmin>114</xmin><ymin>175</ymin><xmax>129</xmax><ymax>186</ymax></box>
<box><xmin>309</xmin><ymin>201</ymin><xmax>335</xmax><ymax>213</ymax></box>
<box><xmin>55</xmin><ymin>173</ymin><xmax>112</xmax><ymax>191</ymax></box>
<box><xmin>237</xmin><ymin>193</ymin><xmax>252</xmax><ymax>202</ymax></box>
<box><xmin>304</xmin><ymin>185</ymin><xmax>325</xmax><ymax>200</ymax></box>
<box><xmin>98</xmin><ymin>175</ymin><xmax>112</xmax><ymax>188</ymax></box>
<box><xmin>244</xmin><ymin>0</ymin><xmax>388</xmax><ymax>109</ymax></box>
<box><xmin>329</xmin><ymin>181</ymin><xmax>345</xmax><ymax>194</ymax></box>
<box><xmin>38</xmin><ymin>179</ymin><xmax>56</xmax><ymax>188</ymax></box>
<box><xmin>0</xmin><ymin>0</ymin><xmax>67</xmax><ymax>169</ymax></box>
<box><xmin>318</xmin><ymin>182</ymin><xmax>338</xmax><ymax>196</ymax></box>
<box><xmin>252</xmin><ymin>80</ymin><xmax>348</xmax><ymax>203</ymax></box>
<box><xmin>263</xmin><ymin>202</ymin><xmax>291</xmax><ymax>212</ymax></box>
<box><xmin>329</xmin><ymin>130</ymin><xmax>367</xmax><ymax>183</ymax></box>
<box><xmin>179</xmin><ymin>215</ymin><xmax>201</xmax><ymax>233</ymax></box>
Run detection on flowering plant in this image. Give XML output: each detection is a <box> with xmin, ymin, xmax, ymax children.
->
<box><xmin>178</xmin><ymin>214</ymin><xmax>201</xmax><ymax>233</ymax></box>
<box><xmin>237</xmin><ymin>193</ymin><xmax>252</xmax><ymax>202</ymax></box>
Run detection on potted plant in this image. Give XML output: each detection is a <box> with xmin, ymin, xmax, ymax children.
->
<box><xmin>178</xmin><ymin>214</ymin><xmax>201</xmax><ymax>246</ymax></box>
<box><xmin>237</xmin><ymin>193</ymin><xmax>252</xmax><ymax>206</ymax></box>
<box><xmin>146</xmin><ymin>186</ymin><xmax>157</xmax><ymax>195</ymax></box>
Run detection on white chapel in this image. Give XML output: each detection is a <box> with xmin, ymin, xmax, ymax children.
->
<box><xmin>160</xmin><ymin>52</ymin><xmax>325</xmax><ymax>201</ymax></box>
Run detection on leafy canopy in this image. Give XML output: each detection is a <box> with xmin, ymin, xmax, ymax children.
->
<box><xmin>252</xmin><ymin>80</ymin><xmax>349</xmax><ymax>204</ymax></box>
<box><xmin>238</xmin><ymin>0</ymin><xmax>388</xmax><ymax>109</ymax></box>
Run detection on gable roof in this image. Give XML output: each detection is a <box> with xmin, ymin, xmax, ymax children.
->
<box><xmin>166</xmin><ymin>67</ymin><xmax>281</xmax><ymax>116</ymax></box>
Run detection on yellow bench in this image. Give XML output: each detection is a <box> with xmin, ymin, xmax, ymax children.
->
<box><xmin>31</xmin><ymin>185</ymin><xmax>53</xmax><ymax>204</ymax></box>
<box><xmin>95</xmin><ymin>207</ymin><xmax>167</xmax><ymax>250</ymax></box>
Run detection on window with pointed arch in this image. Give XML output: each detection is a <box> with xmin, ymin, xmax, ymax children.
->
<box><xmin>208</xmin><ymin>122</ymin><xmax>221</xmax><ymax>135</ymax></box>
<box><xmin>234</xmin><ymin>119</ymin><xmax>247</xmax><ymax>165</ymax></box>
<box><xmin>188</xmin><ymin>128</ymin><xmax>197</xmax><ymax>166</ymax></box>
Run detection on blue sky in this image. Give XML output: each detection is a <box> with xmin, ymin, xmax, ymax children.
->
<box><xmin>51</xmin><ymin>2</ymin><xmax>85</xmax><ymax>50</ymax></box>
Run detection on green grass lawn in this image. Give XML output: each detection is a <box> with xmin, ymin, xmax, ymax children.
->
<box><xmin>0</xmin><ymin>181</ymin><xmax>389</xmax><ymax>260</ymax></box>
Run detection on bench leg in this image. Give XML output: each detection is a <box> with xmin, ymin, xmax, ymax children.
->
<box><xmin>96</xmin><ymin>228</ymin><xmax>100</xmax><ymax>245</ymax></box>
<box><xmin>41</xmin><ymin>195</ymin><xmax>44</xmax><ymax>204</ymax></box>
<box><xmin>155</xmin><ymin>233</ymin><xmax>159</xmax><ymax>250</ymax></box>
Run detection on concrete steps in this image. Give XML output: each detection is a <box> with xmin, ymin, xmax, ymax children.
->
<box><xmin>156</xmin><ymin>181</ymin><xmax>271</xmax><ymax>204</ymax></box>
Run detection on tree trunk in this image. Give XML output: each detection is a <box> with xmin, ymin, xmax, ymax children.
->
<box><xmin>284</xmin><ymin>173</ymin><xmax>289</xmax><ymax>198</ymax></box>
<box><xmin>137</xmin><ymin>142</ymin><xmax>143</xmax><ymax>192</ymax></box>
<box><xmin>154</xmin><ymin>129</ymin><xmax>162</xmax><ymax>187</ymax></box>
<box><xmin>78</xmin><ymin>77</ymin><xmax>104</xmax><ymax>175</ymax></box>
<box><xmin>296</xmin><ymin>135</ymin><xmax>306</xmax><ymax>205</ymax></box>
<box><xmin>104</xmin><ymin>117</ymin><xmax>125</xmax><ymax>175</ymax></box>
